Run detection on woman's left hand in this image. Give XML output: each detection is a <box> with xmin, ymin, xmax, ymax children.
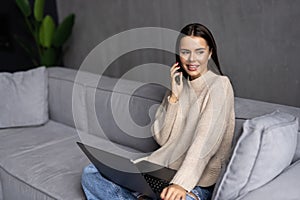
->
<box><xmin>160</xmin><ymin>184</ymin><xmax>187</xmax><ymax>200</ymax></box>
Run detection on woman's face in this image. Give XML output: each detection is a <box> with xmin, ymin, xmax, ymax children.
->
<box><xmin>179</xmin><ymin>36</ymin><xmax>212</xmax><ymax>80</ymax></box>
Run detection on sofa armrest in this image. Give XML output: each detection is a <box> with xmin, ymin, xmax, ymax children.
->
<box><xmin>238</xmin><ymin>160</ymin><xmax>300</xmax><ymax>200</ymax></box>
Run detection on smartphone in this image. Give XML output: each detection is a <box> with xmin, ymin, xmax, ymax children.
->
<box><xmin>175</xmin><ymin>74</ymin><xmax>180</xmax><ymax>85</ymax></box>
<box><xmin>175</xmin><ymin>64</ymin><xmax>182</xmax><ymax>85</ymax></box>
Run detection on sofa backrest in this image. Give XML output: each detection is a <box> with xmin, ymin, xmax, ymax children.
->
<box><xmin>48</xmin><ymin>67</ymin><xmax>300</xmax><ymax>160</ymax></box>
<box><xmin>48</xmin><ymin>67</ymin><xmax>86</xmax><ymax>130</ymax></box>
<box><xmin>84</xmin><ymin>74</ymin><xmax>166</xmax><ymax>153</ymax></box>
<box><xmin>48</xmin><ymin>67</ymin><xmax>165</xmax><ymax>153</ymax></box>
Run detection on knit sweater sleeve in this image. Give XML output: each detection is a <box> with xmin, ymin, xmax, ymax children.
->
<box><xmin>151</xmin><ymin>92</ymin><xmax>179</xmax><ymax>146</ymax></box>
<box><xmin>170</xmin><ymin>77</ymin><xmax>234</xmax><ymax>191</ymax></box>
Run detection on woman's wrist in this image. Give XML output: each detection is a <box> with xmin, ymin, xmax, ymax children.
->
<box><xmin>168</xmin><ymin>94</ymin><xmax>178</xmax><ymax>103</ymax></box>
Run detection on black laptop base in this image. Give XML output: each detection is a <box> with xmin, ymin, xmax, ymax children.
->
<box><xmin>77</xmin><ymin>142</ymin><xmax>176</xmax><ymax>200</ymax></box>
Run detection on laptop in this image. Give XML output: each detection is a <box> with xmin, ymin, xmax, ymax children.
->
<box><xmin>77</xmin><ymin>142</ymin><xmax>176</xmax><ymax>199</ymax></box>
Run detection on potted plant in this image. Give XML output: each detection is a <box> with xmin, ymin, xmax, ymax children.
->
<box><xmin>15</xmin><ymin>0</ymin><xmax>75</xmax><ymax>66</ymax></box>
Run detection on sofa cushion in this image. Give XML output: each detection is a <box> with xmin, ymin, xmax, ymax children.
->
<box><xmin>292</xmin><ymin>131</ymin><xmax>300</xmax><ymax>162</ymax></box>
<box><xmin>0</xmin><ymin>119</ymin><xmax>147</xmax><ymax>200</ymax></box>
<box><xmin>238</xmin><ymin>160</ymin><xmax>300</xmax><ymax>200</ymax></box>
<box><xmin>213</xmin><ymin>111</ymin><xmax>298</xmax><ymax>200</ymax></box>
<box><xmin>85</xmin><ymin>76</ymin><xmax>165</xmax><ymax>153</ymax></box>
<box><xmin>47</xmin><ymin>67</ymin><xmax>164</xmax><ymax>153</ymax></box>
<box><xmin>234</xmin><ymin>97</ymin><xmax>300</xmax><ymax>163</ymax></box>
<box><xmin>0</xmin><ymin>120</ymin><xmax>88</xmax><ymax>200</ymax></box>
<box><xmin>234</xmin><ymin>97</ymin><xmax>300</xmax><ymax>125</ymax></box>
<box><xmin>1</xmin><ymin>138</ymin><xmax>88</xmax><ymax>200</ymax></box>
<box><xmin>48</xmin><ymin>67</ymin><xmax>88</xmax><ymax>132</ymax></box>
<box><xmin>0</xmin><ymin>67</ymin><xmax>48</xmax><ymax>128</ymax></box>
<box><xmin>0</xmin><ymin>121</ymin><xmax>76</xmax><ymax>162</ymax></box>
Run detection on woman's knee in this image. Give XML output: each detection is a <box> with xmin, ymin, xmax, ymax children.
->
<box><xmin>83</xmin><ymin>163</ymin><xmax>98</xmax><ymax>173</ymax></box>
<box><xmin>81</xmin><ymin>164</ymin><xmax>98</xmax><ymax>187</ymax></box>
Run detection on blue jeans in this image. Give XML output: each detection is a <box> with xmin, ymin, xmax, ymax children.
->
<box><xmin>81</xmin><ymin>164</ymin><xmax>214</xmax><ymax>200</ymax></box>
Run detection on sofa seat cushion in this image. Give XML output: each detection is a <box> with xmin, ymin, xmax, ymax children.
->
<box><xmin>0</xmin><ymin>120</ymin><xmax>146</xmax><ymax>200</ymax></box>
<box><xmin>238</xmin><ymin>159</ymin><xmax>300</xmax><ymax>200</ymax></box>
<box><xmin>1</xmin><ymin>138</ymin><xmax>89</xmax><ymax>200</ymax></box>
<box><xmin>0</xmin><ymin>121</ymin><xmax>76</xmax><ymax>161</ymax></box>
<box><xmin>0</xmin><ymin>121</ymin><xmax>89</xmax><ymax>200</ymax></box>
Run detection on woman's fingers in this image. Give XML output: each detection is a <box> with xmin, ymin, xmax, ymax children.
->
<box><xmin>170</xmin><ymin>62</ymin><xmax>179</xmax><ymax>70</ymax></box>
<box><xmin>161</xmin><ymin>187</ymin><xmax>168</xmax><ymax>199</ymax></box>
<box><xmin>170</xmin><ymin>63</ymin><xmax>181</xmax><ymax>85</ymax></box>
<box><xmin>162</xmin><ymin>184</ymin><xmax>188</xmax><ymax>200</ymax></box>
<box><xmin>169</xmin><ymin>62</ymin><xmax>183</xmax><ymax>100</ymax></box>
<box><xmin>164</xmin><ymin>188</ymin><xmax>174</xmax><ymax>200</ymax></box>
<box><xmin>163</xmin><ymin>190</ymin><xmax>185</xmax><ymax>200</ymax></box>
<box><xmin>175</xmin><ymin>193</ymin><xmax>185</xmax><ymax>200</ymax></box>
<box><xmin>170</xmin><ymin>63</ymin><xmax>180</xmax><ymax>76</ymax></box>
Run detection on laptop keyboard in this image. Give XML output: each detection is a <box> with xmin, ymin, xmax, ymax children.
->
<box><xmin>143</xmin><ymin>174</ymin><xmax>170</xmax><ymax>193</ymax></box>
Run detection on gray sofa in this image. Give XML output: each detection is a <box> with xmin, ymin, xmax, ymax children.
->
<box><xmin>0</xmin><ymin>67</ymin><xmax>299</xmax><ymax>200</ymax></box>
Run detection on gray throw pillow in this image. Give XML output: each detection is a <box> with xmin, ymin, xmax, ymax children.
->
<box><xmin>213</xmin><ymin>111</ymin><xmax>298</xmax><ymax>200</ymax></box>
<box><xmin>0</xmin><ymin>67</ymin><xmax>48</xmax><ymax>128</ymax></box>
<box><xmin>292</xmin><ymin>131</ymin><xmax>300</xmax><ymax>163</ymax></box>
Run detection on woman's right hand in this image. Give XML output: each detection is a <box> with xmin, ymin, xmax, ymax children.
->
<box><xmin>170</xmin><ymin>62</ymin><xmax>183</xmax><ymax>103</ymax></box>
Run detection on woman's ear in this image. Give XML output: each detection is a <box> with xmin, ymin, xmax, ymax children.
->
<box><xmin>208</xmin><ymin>51</ymin><xmax>212</xmax><ymax>60</ymax></box>
<box><xmin>208</xmin><ymin>47</ymin><xmax>213</xmax><ymax>60</ymax></box>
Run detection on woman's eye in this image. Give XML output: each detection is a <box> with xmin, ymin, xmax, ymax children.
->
<box><xmin>180</xmin><ymin>51</ymin><xmax>190</xmax><ymax>55</ymax></box>
<box><xmin>196</xmin><ymin>51</ymin><xmax>204</xmax><ymax>54</ymax></box>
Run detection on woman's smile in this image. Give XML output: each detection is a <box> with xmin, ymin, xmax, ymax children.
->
<box><xmin>186</xmin><ymin>64</ymin><xmax>200</xmax><ymax>71</ymax></box>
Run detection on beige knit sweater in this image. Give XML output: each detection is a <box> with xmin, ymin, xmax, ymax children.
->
<box><xmin>146</xmin><ymin>70</ymin><xmax>235</xmax><ymax>192</ymax></box>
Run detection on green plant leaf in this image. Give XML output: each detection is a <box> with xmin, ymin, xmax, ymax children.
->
<box><xmin>40</xmin><ymin>48</ymin><xmax>57</xmax><ymax>66</ymax></box>
<box><xmin>39</xmin><ymin>15</ymin><xmax>56</xmax><ymax>48</ymax></box>
<box><xmin>34</xmin><ymin>0</ymin><xmax>45</xmax><ymax>21</ymax></box>
<box><xmin>15</xmin><ymin>0</ymin><xmax>31</xmax><ymax>17</ymax></box>
<box><xmin>52</xmin><ymin>14</ymin><xmax>75</xmax><ymax>47</ymax></box>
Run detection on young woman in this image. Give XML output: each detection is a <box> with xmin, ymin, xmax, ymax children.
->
<box><xmin>81</xmin><ymin>23</ymin><xmax>235</xmax><ymax>200</ymax></box>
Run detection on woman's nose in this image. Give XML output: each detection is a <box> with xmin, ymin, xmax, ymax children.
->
<box><xmin>188</xmin><ymin>52</ymin><xmax>196</xmax><ymax>61</ymax></box>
